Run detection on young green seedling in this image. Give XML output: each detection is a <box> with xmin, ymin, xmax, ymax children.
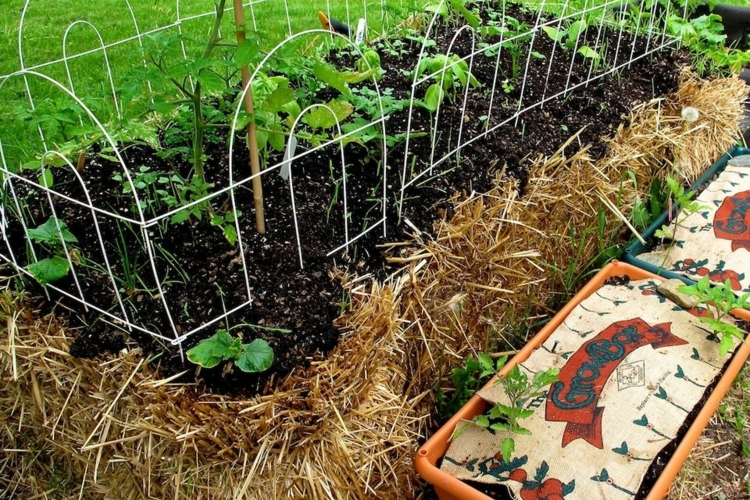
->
<box><xmin>472</xmin><ymin>356</ymin><xmax>559</xmax><ymax>462</ymax></box>
<box><xmin>26</xmin><ymin>217</ymin><xmax>79</xmax><ymax>285</ymax></box>
<box><xmin>678</xmin><ymin>277</ymin><xmax>750</xmax><ymax>357</ymax></box>
<box><xmin>187</xmin><ymin>329</ymin><xmax>274</xmax><ymax>373</ymax></box>
<box><xmin>654</xmin><ymin>177</ymin><xmax>707</xmax><ymax>240</ymax></box>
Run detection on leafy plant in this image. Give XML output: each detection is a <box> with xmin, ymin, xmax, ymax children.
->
<box><xmin>668</xmin><ymin>13</ymin><xmax>750</xmax><ymax>74</ymax></box>
<box><xmin>473</xmin><ymin>356</ymin><xmax>559</xmax><ymax>462</ymax></box>
<box><xmin>654</xmin><ymin>177</ymin><xmax>707</xmax><ymax>240</ymax></box>
<box><xmin>133</xmin><ymin>0</ymin><xmax>239</xmax><ymax>181</ymax></box>
<box><xmin>26</xmin><ymin>217</ymin><xmax>79</xmax><ymax>285</ymax></box>
<box><xmin>542</xmin><ymin>19</ymin><xmax>599</xmax><ymax>60</ymax></box>
<box><xmin>425</xmin><ymin>0</ymin><xmax>480</xmax><ymax>30</ymax></box>
<box><xmin>415</xmin><ymin>53</ymin><xmax>480</xmax><ymax>112</ymax></box>
<box><xmin>186</xmin><ymin>329</ymin><xmax>274</xmax><ymax>373</ymax></box>
<box><xmin>678</xmin><ymin>276</ymin><xmax>749</xmax><ymax>357</ymax></box>
<box><xmin>542</xmin><ymin>19</ymin><xmax>587</xmax><ymax>50</ymax></box>
<box><xmin>629</xmin><ymin>174</ymin><xmax>668</xmax><ymax>231</ymax></box>
<box><xmin>437</xmin><ymin>353</ymin><xmax>498</xmax><ymax>418</ymax></box>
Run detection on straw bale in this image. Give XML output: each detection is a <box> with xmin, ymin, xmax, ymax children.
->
<box><xmin>0</xmin><ymin>74</ymin><xmax>744</xmax><ymax>500</ymax></box>
<box><xmin>395</xmin><ymin>139</ymin><xmax>633</xmax><ymax>393</ymax></box>
<box><xmin>603</xmin><ymin>70</ymin><xmax>748</xmax><ymax>186</ymax></box>
<box><xmin>0</xmin><ymin>279</ymin><xmax>426</xmax><ymax>499</ymax></box>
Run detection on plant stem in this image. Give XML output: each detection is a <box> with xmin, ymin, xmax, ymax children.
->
<box><xmin>191</xmin><ymin>0</ymin><xmax>227</xmax><ymax>181</ymax></box>
<box><xmin>192</xmin><ymin>87</ymin><xmax>204</xmax><ymax>180</ymax></box>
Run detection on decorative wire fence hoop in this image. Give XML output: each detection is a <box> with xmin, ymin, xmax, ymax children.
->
<box><xmin>1</xmin><ymin>0</ymin><xmax>686</xmax><ymax>357</ymax></box>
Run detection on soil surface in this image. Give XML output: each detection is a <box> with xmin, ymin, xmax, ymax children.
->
<box><xmin>8</xmin><ymin>3</ymin><xmax>690</xmax><ymax>395</ymax></box>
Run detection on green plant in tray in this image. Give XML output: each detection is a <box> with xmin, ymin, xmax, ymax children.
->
<box><xmin>437</xmin><ymin>352</ymin><xmax>498</xmax><ymax>419</ymax></box>
<box><xmin>471</xmin><ymin>356</ymin><xmax>559</xmax><ymax>462</ymax></box>
<box><xmin>654</xmin><ymin>176</ymin><xmax>707</xmax><ymax>240</ymax></box>
<box><xmin>187</xmin><ymin>329</ymin><xmax>274</xmax><ymax>373</ymax></box>
<box><xmin>678</xmin><ymin>276</ymin><xmax>749</xmax><ymax>357</ymax></box>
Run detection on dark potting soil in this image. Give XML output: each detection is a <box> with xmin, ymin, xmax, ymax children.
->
<box><xmin>8</xmin><ymin>2</ymin><xmax>691</xmax><ymax>399</ymax></box>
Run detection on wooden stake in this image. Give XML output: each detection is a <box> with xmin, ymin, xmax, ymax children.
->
<box><xmin>232</xmin><ymin>0</ymin><xmax>265</xmax><ymax>234</ymax></box>
<box><xmin>76</xmin><ymin>151</ymin><xmax>86</xmax><ymax>173</ymax></box>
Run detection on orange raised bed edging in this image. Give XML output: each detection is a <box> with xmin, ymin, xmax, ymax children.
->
<box><xmin>415</xmin><ymin>260</ymin><xmax>750</xmax><ymax>500</ymax></box>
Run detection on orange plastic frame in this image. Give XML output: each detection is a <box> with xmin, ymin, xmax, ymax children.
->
<box><xmin>415</xmin><ymin>261</ymin><xmax>750</xmax><ymax>500</ymax></box>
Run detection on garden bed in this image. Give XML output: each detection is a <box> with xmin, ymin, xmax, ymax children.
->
<box><xmin>5</xmin><ymin>2</ymin><xmax>691</xmax><ymax>395</ymax></box>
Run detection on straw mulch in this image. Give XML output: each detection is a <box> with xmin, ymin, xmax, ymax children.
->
<box><xmin>1</xmin><ymin>74</ymin><xmax>746</xmax><ymax>500</ymax></box>
<box><xmin>0</xmin><ymin>278</ymin><xmax>427</xmax><ymax>499</ymax></box>
<box><xmin>604</xmin><ymin>70</ymin><xmax>747</xmax><ymax>185</ymax></box>
<box><xmin>391</xmin><ymin>137</ymin><xmax>635</xmax><ymax>396</ymax></box>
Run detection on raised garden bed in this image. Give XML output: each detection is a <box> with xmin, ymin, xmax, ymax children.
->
<box><xmin>2</xmin><ymin>1</ymin><xmax>689</xmax><ymax>395</ymax></box>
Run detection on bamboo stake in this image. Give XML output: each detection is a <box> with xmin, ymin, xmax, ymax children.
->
<box><xmin>232</xmin><ymin>0</ymin><xmax>265</xmax><ymax>234</ymax></box>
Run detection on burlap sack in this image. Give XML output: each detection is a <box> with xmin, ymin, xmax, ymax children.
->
<box><xmin>441</xmin><ymin>278</ymin><xmax>741</xmax><ymax>499</ymax></box>
<box><xmin>639</xmin><ymin>156</ymin><xmax>750</xmax><ymax>295</ymax></box>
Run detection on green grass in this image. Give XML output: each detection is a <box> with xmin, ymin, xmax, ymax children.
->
<box><xmin>0</xmin><ymin>0</ymin><xmax>422</xmax><ymax>168</ymax></box>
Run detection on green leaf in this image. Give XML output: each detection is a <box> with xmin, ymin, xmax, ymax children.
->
<box><xmin>28</xmin><ymin>217</ymin><xmax>78</xmax><ymax>246</ymax></box>
<box><xmin>500</xmin><ymin>437</ymin><xmax>515</xmax><ymax>463</ymax></box>
<box><xmin>719</xmin><ymin>331</ymin><xmax>735</xmax><ymax>357</ymax></box>
<box><xmin>313</xmin><ymin>62</ymin><xmax>353</xmax><ymax>99</ymax></box>
<box><xmin>38</xmin><ymin>169</ymin><xmax>54</xmax><ymax>188</ymax></box>
<box><xmin>568</xmin><ymin>20</ymin><xmax>587</xmax><ymax>45</ymax></box>
<box><xmin>489</xmin><ymin>421</ymin><xmax>509</xmax><ymax>432</ymax></box>
<box><xmin>577</xmin><ymin>46</ymin><xmax>600</xmax><ymax>59</ymax></box>
<box><xmin>223</xmin><ymin>225</ymin><xmax>237</xmax><ymax>245</ymax></box>
<box><xmin>236</xmin><ymin>38</ymin><xmax>260</xmax><ymax>67</ymax></box>
<box><xmin>517</xmin><ymin>408</ymin><xmax>534</xmax><ymax>419</ymax></box>
<box><xmin>474</xmin><ymin>414</ymin><xmax>490</xmax><ymax>428</ymax></box>
<box><xmin>356</xmin><ymin>50</ymin><xmax>381</xmax><ymax>73</ymax></box>
<box><xmin>542</xmin><ymin>26</ymin><xmax>565</xmax><ymax>43</ymax></box>
<box><xmin>28</xmin><ymin>256</ymin><xmax>71</xmax><ymax>285</ymax></box>
<box><xmin>264</xmin><ymin>85</ymin><xmax>296</xmax><ymax>114</ymax></box>
<box><xmin>267</xmin><ymin>127</ymin><xmax>286</xmax><ymax>152</ymax></box>
<box><xmin>236</xmin><ymin>339</ymin><xmax>274</xmax><ymax>373</ymax></box>
<box><xmin>197</xmin><ymin>70</ymin><xmax>225</xmax><ymax>93</ymax></box>
<box><xmin>632</xmin><ymin>197</ymin><xmax>651</xmax><ymax>229</ymax></box>
<box><xmin>425</xmin><ymin>1</ymin><xmax>449</xmax><ymax>17</ymax></box>
<box><xmin>303</xmin><ymin>100</ymin><xmax>354</xmax><ymax>130</ymax></box>
<box><xmin>423</xmin><ymin>83</ymin><xmax>445</xmax><ymax>113</ymax></box>
<box><xmin>450</xmin><ymin>0</ymin><xmax>480</xmax><ymax>29</ymax></box>
<box><xmin>171</xmin><ymin>209</ymin><xmax>191</xmax><ymax>224</ymax></box>
<box><xmin>478</xmin><ymin>353</ymin><xmax>494</xmax><ymax>376</ymax></box>
<box><xmin>187</xmin><ymin>330</ymin><xmax>242</xmax><ymax>369</ymax></box>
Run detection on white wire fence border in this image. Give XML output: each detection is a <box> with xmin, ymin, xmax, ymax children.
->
<box><xmin>0</xmin><ymin>0</ymin><xmax>689</xmax><ymax>354</ymax></box>
<box><xmin>397</xmin><ymin>0</ymin><xmax>683</xmax><ymax>211</ymax></box>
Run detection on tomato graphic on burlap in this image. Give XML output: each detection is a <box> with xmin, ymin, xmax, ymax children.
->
<box><xmin>509</xmin><ymin>464</ymin><xmax>574</xmax><ymax>499</ymax></box>
<box><xmin>714</xmin><ymin>191</ymin><xmax>750</xmax><ymax>252</ymax></box>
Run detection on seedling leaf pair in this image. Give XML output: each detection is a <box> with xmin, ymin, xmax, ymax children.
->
<box><xmin>187</xmin><ymin>329</ymin><xmax>274</xmax><ymax>373</ymax></box>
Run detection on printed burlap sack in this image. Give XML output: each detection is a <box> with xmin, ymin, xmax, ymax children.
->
<box><xmin>639</xmin><ymin>155</ymin><xmax>750</xmax><ymax>294</ymax></box>
<box><xmin>440</xmin><ymin>278</ymin><xmax>741</xmax><ymax>499</ymax></box>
